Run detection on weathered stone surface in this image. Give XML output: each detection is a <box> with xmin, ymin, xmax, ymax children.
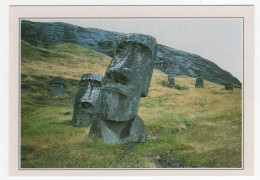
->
<box><xmin>89</xmin><ymin>33</ymin><xmax>157</xmax><ymax>144</ymax></box>
<box><xmin>225</xmin><ymin>82</ymin><xmax>233</xmax><ymax>90</ymax></box>
<box><xmin>49</xmin><ymin>77</ymin><xmax>65</xmax><ymax>97</ymax></box>
<box><xmin>191</xmin><ymin>67</ymin><xmax>204</xmax><ymax>88</ymax></box>
<box><xmin>195</xmin><ymin>77</ymin><xmax>204</xmax><ymax>88</ymax></box>
<box><xmin>89</xmin><ymin>115</ymin><xmax>146</xmax><ymax>143</ymax></box>
<box><xmin>190</xmin><ymin>67</ymin><xmax>202</xmax><ymax>77</ymax></box>
<box><xmin>168</xmin><ymin>74</ymin><xmax>175</xmax><ymax>88</ymax></box>
<box><xmin>21</xmin><ymin>20</ymin><xmax>242</xmax><ymax>88</ymax></box>
<box><xmin>72</xmin><ymin>73</ymin><xmax>103</xmax><ymax>126</ymax></box>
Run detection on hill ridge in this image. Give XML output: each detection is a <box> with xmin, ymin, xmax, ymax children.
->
<box><xmin>21</xmin><ymin>20</ymin><xmax>242</xmax><ymax>87</ymax></box>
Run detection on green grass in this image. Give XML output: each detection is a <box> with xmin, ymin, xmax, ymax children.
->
<box><xmin>21</xmin><ymin>40</ymin><xmax>242</xmax><ymax>168</ymax></box>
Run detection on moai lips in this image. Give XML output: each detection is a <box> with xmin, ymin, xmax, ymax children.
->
<box><xmin>72</xmin><ymin>73</ymin><xmax>103</xmax><ymax>126</ymax></box>
<box><xmin>49</xmin><ymin>77</ymin><xmax>65</xmax><ymax>97</ymax></box>
<box><xmin>89</xmin><ymin>33</ymin><xmax>158</xmax><ymax>144</ymax></box>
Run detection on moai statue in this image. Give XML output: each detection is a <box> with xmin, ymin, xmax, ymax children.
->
<box><xmin>49</xmin><ymin>77</ymin><xmax>65</xmax><ymax>97</ymax></box>
<box><xmin>191</xmin><ymin>67</ymin><xmax>204</xmax><ymax>88</ymax></box>
<box><xmin>89</xmin><ymin>33</ymin><xmax>157</xmax><ymax>144</ymax></box>
<box><xmin>225</xmin><ymin>82</ymin><xmax>233</xmax><ymax>90</ymax></box>
<box><xmin>168</xmin><ymin>74</ymin><xmax>175</xmax><ymax>88</ymax></box>
<box><xmin>72</xmin><ymin>73</ymin><xmax>103</xmax><ymax>126</ymax></box>
<box><xmin>195</xmin><ymin>77</ymin><xmax>204</xmax><ymax>88</ymax></box>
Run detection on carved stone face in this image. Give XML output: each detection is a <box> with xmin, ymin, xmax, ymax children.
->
<box><xmin>95</xmin><ymin>33</ymin><xmax>157</xmax><ymax>122</ymax></box>
<box><xmin>49</xmin><ymin>77</ymin><xmax>65</xmax><ymax>97</ymax></box>
<box><xmin>72</xmin><ymin>73</ymin><xmax>103</xmax><ymax>126</ymax></box>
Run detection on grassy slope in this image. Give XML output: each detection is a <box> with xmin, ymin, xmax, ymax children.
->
<box><xmin>21</xmin><ymin>40</ymin><xmax>242</xmax><ymax>168</ymax></box>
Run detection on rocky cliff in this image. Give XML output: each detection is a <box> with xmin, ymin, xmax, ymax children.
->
<box><xmin>21</xmin><ymin>20</ymin><xmax>242</xmax><ymax>87</ymax></box>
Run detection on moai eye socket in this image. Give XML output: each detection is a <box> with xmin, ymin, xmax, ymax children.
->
<box><xmin>116</xmin><ymin>43</ymin><xmax>125</xmax><ymax>54</ymax></box>
<box><xmin>91</xmin><ymin>80</ymin><xmax>102</xmax><ymax>87</ymax></box>
<box><xmin>106</xmin><ymin>71</ymin><xmax>129</xmax><ymax>85</ymax></box>
<box><xmin>113</xmin><ymin>72</ymin><xmax>129</xmax><ymax>85</ymax></box>
<box><xmin>79</xmin><ymin>80</ymin><xmax>89</xmax><ymax>87</ymax></box>
<box><xmin>81</xmin><ymin>101</ymin><xmax>92</xmax><ymax>108</ymax></box>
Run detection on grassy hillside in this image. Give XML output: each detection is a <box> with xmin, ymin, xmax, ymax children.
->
<box><xmin>21</xmin><ymin>40</ymin><xmax>242</xmax><ymax>168</ymax></box>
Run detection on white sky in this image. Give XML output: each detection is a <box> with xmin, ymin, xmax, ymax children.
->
<box><xmin>30</xmin><ymin>18</ymin><xmax>243</xmax><ymax>81</ymax></box>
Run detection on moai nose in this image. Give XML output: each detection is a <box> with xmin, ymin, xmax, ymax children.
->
<box><xmin>80</xmin><ymin>84</ymin><xmax>93</xmax><ymax>108</ymax></box>
<box><xmin>81</xmin><ymin>94</ymin><xmax>92</xmax><ymax>108</ymax></box>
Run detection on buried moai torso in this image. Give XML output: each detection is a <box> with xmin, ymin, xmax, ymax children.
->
<box><xmin>168</xmin><ymin>74</ymin><xmax>175</xmax><ymax>88</ymax></box>
<box><xmin>89</xmin><ymin>33</ymin><xmax>157</xmax><ymax>144</ymax></box>
<box><xmin>191</xmin><ymin>67</ymin><xmax>204</xmax><ymax>88</ymax></box>
<box><xmin>195</xmin><ymin>77</ymin><xmax>204</xmax><ymax>88</ymax></box>
<box><xmin>224</xmin><ymin>82</ymin><xmax>233</xmax><ymax>90</ymax></box>
<box><xmin>49</xmin><ymin>77</ymin><xmax>65</xmax><ymax>97</ymax></box>
<box><xmin>72</xmin><ymin>73</ymin><xmax>103</xmax><ymax>126</ymax></box>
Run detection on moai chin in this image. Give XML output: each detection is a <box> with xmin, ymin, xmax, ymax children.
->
<box><xmin>168</xmin><ymin>74</ymin><xmax>175</xmax><ymax>88</ymax></box>
<box><xmin>49</xmin><ymin>77</ymin><xmax>65</xmax><ymax>97</ymax></box>
<box><xmin>89</xmin><ymin>33</ymin><xmax>157</xmax><ymax>144</ymax></box>
<box><xmin>72</xmin><ymin>73</ymin><xmax>103</xmax><ymax>126</ymax></box>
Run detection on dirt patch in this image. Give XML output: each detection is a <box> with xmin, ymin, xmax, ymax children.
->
<box><xmin>149</xmin><ymin>154</ymin><xmax>187</xmax><ymax>168</ymax></box>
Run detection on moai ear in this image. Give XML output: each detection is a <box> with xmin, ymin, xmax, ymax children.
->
<box><xmin>112</xmin><ymin>40</ymin><xmax>120</xmax><ymax>57</ymax></box>
<box><xmin>141</xmin><ymin>65</ymin><xmax>153</xmax><ymax>97</ymax></box>
<box><xmin>141</xmin><ymin>44</ymin><xmax>157</xmax><ymax>97</ymax></box>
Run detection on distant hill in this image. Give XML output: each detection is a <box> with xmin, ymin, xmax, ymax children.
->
<box><xmin>21</xmin><ymin>20</ymin><xmax>242</xmax><ymax>87</ymax></box>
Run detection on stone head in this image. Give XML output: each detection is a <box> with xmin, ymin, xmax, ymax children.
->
<box><xmin>195</xmin><ymin>77</ymin><xmax>204</xmax><ymax>88</ymax></box>
<box><xmin>49</xmin><ymin>77</ymin><xmax>65</xmax><ymax>97</ymax></box>
<box><xmin>224</xmin><ymin>82</ymin><xmax>233</xmax><ymax>90</ymax></box>
<box><xmin>72</xmin><ymin>73</ymin><xmax>103</xmax><ymax>126</ymax></box>
<box><xmin>168</xmin><ymin>74</ymin><xmax>174</xmax><ymax>81</ymax></box>
<box><xmin>95</xmin><ymin>33</ymin><xmax>157</xmax><ymax>122</ymax></box>
<box><xmin>168</xmin><ymin>74</ymin><xmax>175</xmax><ymax>88</ymax></box>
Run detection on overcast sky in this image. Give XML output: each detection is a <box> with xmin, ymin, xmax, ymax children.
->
<box><xmin>30</xmin><ymin>18</ymin><xmax>243</xmax><ymax>81</ymax></box>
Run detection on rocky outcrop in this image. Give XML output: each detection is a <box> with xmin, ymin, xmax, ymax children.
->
<box><xmin>21</xmin><ymin>20</ymin><xmax>122</xmax><ymax>57</ymax></box>
<box><xmin>21</xmin><ymin>20</ymin><xmax>242</xmax><ymax>88</ymax></box>
<box><xmin>156</xmin><ymin>45</ymin><xmax>241</xmax><ymax>87</ymax></box>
